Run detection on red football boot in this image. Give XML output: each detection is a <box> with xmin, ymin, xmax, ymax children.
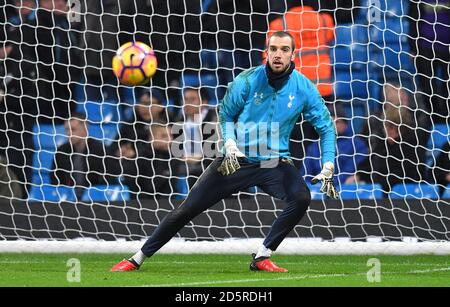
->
<box><xmin>111</xmin><ymin>259</ymin><xmax>139</xmax><ymax>272</ymax></box>
<box><xmin>249</xmin><ymin>253</ymin><xmax>288</xmax><ymax>273</ymax></box>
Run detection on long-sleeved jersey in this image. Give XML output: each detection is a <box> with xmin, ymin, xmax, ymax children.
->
<box><xmin>219</xmin><ymin>65</ymin><xmax>336</xmax><ymax>165</ymax></box>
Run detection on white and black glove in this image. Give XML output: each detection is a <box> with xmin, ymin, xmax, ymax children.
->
<box><xmin>217</xmin><ymin>139</ymin><xmax>245</xmax><ymax>176</ymax></box>
<box><xmin>311</xmin><ymin>162</ymin><xmax>339</xmax><ymax>199</ymax></box>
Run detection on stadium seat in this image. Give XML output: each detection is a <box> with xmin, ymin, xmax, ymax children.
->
<box><xmin>120</xmin><ymin>86</ymin><xmax>137</xmax><ymax>105</ymax></box>
<box><xmin>334</xmin><ymin>70</ymin><xmax>369</xmax><ymax>100</ymax></box>
<box><xmin>33</xmin><ymin>124</ymin><xmax>67</xmax><ymax>150</ymax></box>
<box><xmin>334</xmin><ymin>24</ymin><xmax>369</xmax><ymax>46</ymax></box>
<box><xmin>75</xmin><ymin>100</ymin><xmax>122</xmax><ymax>124</ymax></box>
<box><xmin>32</xmin><ymin>150</ymin><xmax>56</xmax><ymax>172</ymax></box>
<box><xmin>369</xmin><ymin>41</ymin><xmax>413</xmax><ymax>73</ymax></box>
<box><xmin>307</xmin><ymin>183</ymin><xmax>380</xmax><ymax>200</ymax></box>
<box><xmin>332</xmin><ymin>45</ymin><xmax>369</xmax><ymax>72</ymax></box>
<box><xmin>369</xmin><ymin>20</ymin><xmax>404</xmax><ymax>44</ymax></box>
<box><xmin>81</xmin><ymin>185</ymin><xmax>130</xmax><ymax>202</ymax></box>
<box><xmin>339</xmin><ymin>183</ymin><xmax>383</xmax><ymax>200</ymax></box>
<box><xmin>31</xmin><ymin>150</ymin><xmax>55</xmax><ymax>186</ymax></box>
<box><xmin>390</xmin><ymin>183</ymin><xmax>440</xmax><ymax>200</ymax></box>
<box><xmin>32</xmin><ymin>124</ymin><xmax>67</xmax><ymax>187</ymax></box>
<box><xmin>28</xmin><ymin>185</ymin><xmax>77</xmax><ymax>202</ymax></box>
<box><xmin>175</xmin><ymin>177</ymin><xmax>189</xmax><ymax>200</ymax></box>
<box><xmin>357</xmin><ymin>0</ymin><xmax>410</xmax><ymax>23</ymax></box>
<box><xmin>426</xmin><ymin>124</ymin><xmax>450</xmax><ymax>166</ymax></box>
<box><xmin>31</xmin><ymin>172</ymin><xmax>51</xmax><ymax>185</ymax></box>
<box><xmin>200</xmin><ymin>49</ymin><xmax>218</xmax><ymax>69</ymax></box>
<box><xmin>73</xmin><ymin>81</ymin><xmax>85</xmax><ymax>103</ymax></box>
<box><xmin>442</xmin><ymin>186</ymin><xmax>450</xmax><ymax>199</ymax></box>
<box><xmin>88</xmin><ymin>123</ymin><xmax>120</xmax><ymax>145</ymax></box>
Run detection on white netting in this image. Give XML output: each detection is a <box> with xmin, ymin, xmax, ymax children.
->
<box><xmin>0</xmin><ymin>0</ymin><xmax>449</xmax><ymax>253</ymax></box>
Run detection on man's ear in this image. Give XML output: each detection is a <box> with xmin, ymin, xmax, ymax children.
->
<box><xmin>290</xmin><ymin>51</ymin><xmax>295</xmax><ymax>62</ymax></box>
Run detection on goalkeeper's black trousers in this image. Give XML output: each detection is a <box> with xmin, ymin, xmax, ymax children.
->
<box><xmin>141</xmin><ymin>157</ymin><xmax>311</xmax><ymax>257</ymax></box>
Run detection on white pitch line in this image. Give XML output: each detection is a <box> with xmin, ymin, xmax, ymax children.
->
<box><xmin>141</xmin><ymin>272</ymin><xmax>357</xmax><ymax>287</ymax></box>
<box><xmin>150</xmin><ymin>261</ymin><xmax>450</xmax><ymax>267</ymax></box>
<box><xmin>141</xmin><ymin>267</ymin><xmax>450</xmax><ymax>287</ymax></box>
<box><xmin>406</xmin><ymin>267</ymin><xmax>450</xmax><ymax>274</ymax></box>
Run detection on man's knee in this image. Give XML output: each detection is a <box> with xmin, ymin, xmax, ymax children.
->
<box><xmin>168</xmin><ymin>205</ymin><xmax>194</xmax><ymax>225</ymax></box>
<box><xmin>290</xmin><ymin>187</ymin><xmax>311</xmax><ymax>208</ymax></box>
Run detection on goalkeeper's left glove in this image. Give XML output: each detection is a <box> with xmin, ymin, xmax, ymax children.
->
<box><xmin>217</xmin><ymin>139</ymin><xmax>245</xmax><ymax>176</ymax></box>
<box><xmin>311</xmin><ymin>162</ymin><xmax>339</xmax><ymax>199</ymax></box>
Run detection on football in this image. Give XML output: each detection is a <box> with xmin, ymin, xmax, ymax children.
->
<box><xmin>112</xmin><ymin>42</ymin><xmax>157</xmax><ymax>86</ymax></box>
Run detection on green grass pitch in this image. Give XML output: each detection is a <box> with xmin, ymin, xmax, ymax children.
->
<box><xmin>0</xmin><ymin>253</ymin><xmax>449</xmax><ymax>287</ymax></box>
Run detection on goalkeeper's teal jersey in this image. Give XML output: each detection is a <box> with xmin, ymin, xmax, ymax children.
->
<box><xmin>219</xmin><ymin>65</ymin><xmax>336</xmax><ymax>165</ymax></box>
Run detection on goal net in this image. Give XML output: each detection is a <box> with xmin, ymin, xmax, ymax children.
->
<box><xmin>0</xmin><ymin>0</ymin><xmax>449</xmax><ymax>254</ymax></box>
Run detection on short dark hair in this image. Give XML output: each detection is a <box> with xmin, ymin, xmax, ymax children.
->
<box><xmin>183</xmin><ymin>87</ymin><xmax>209</xmax><ymax>102</ymax></box>
<box><xmin>140</xmin><ymin>88</ymin><xmax>166</xmax><ymax>105</ymax></box>
<box><xmin>268</xmin><ymin>31</ymin><xmax>295</xmax><ymax>51</ymax></box>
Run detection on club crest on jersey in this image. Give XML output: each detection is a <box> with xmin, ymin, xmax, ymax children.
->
<box><xmin>253</xmin><ymin>92</ymin><xmax>264</xmax><ymax>105</ymax></box>
<box><xmin>287</xmin><ymin>94</ymin><xmax>295</xmax><ymax>109</ymax></box>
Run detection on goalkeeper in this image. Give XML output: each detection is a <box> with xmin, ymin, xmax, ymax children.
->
<box><xmin>112</xmin><ymin>31</ymin><xmax>338</xmax><ymax>273</ymax></box>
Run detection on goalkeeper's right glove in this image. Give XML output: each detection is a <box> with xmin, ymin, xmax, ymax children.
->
<box><xmin>311</xmin><ymin>162</ymin><xmax>339</xmax><ymax>199</ymax></box>
<box><xmin>217</xmin><ymin>139</ymin><xmax>245</xmax><ymax>176</ymax></box>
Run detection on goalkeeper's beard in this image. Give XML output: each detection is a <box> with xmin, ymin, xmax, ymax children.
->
<box><xmin>271</xmin><ymin>61</ymin><xmax>290</xmax><ymax>74</ymax></box>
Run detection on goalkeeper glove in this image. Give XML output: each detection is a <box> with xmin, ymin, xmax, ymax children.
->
<box><xmin>311</xmin><ymin>162</ymin><xmax>339</xmax><ymax>199</ymax></box>
<box><xmin>217</xmin><ymin>139</ymin><xmax>245</xmax><ymax>176</ymax></box>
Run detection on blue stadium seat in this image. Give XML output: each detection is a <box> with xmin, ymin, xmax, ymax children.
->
<box><xmin>390</xmin><ymin>183</ymin><xmax>440</xmax><ymax>200</ymax></box>
<box><xmin>442</xmin><ymin>186</ymin><xmax>450</xmax><ymax>199</ymax></box>
<box><xmin>366</xmin><ymin>10</ymin><xmax>413</xmax><ymax>73</ymax></box>
<box><xmin>383</xmin><ymin>49</ymin><xmax>413</xmax><ymax>72</ymax></box>
<box><xmin>33</xmin><ymin>124</ymin><xmax>66</xmax><ymax>150</ymax></box>
<box><xmin>32</xmin><ymin>150</ymin><xmax>56</xmax><ymax>172</ymax></box>
<box><xmin>88</xmin><ymin>123</ymin><xmax>120</xmax><ymax>145</ymax></box>
<box><xmin>31</xmin><ymin>150</ymin><xmax>55</xmax><ymax>186</ymax></box>
<box><xmin>32</xmin><ymin>124</ymin><xmax>66</xmax><ymax>187</ymax></box>
<box><xmin>339</xmin><ymin>183</ymin><xmax>383</xmax><ymax>199</ymax></box>
<box><xmin>31</xmin><ymin>172</ymin><xmax>51</xmax><ymax>185</ymax></box>
<box><xmin>334</xmin><ymin>70</ymin><xmax>369</xmax><ymax>99</ymax></box>
<box><xmin>28</xmin><ymin>185</ymin><xmax>77</xmax><ymax>202</ymax></box>
<box><xmin>81</xmin><ymin>185</ymin><xmax>130</xmax><ymax>202</ymax></box>
<box><xmin>180</xmin><ymin>73</ymin><xmax>200</xmax><ymax>88</ymax></box>
<box><xmin>369</xmin><ymin>20</ymin><xmax>405</xmax><ymax>44</ymax></box>
<box><xmin>368</xmin><ymin>42</ymin><xmax>413</xmax><ymax>73</ymax></box>
<box><xmin>73</xmin><ymin>81</ymin><xmax>85</xmax><ymax>103</ymax></box>
<box><xmin>357</xmin><ymin>0</ymin><xmax>410</xmax><ymax>23</ymax></box>
<box><xmin>307</xmin><ymin>183</ymin><xmax>381</xmax><ymax>200</ymax></box>
<box><xmin>426</xmin><ymin>124</ymin><xmax>450</xmax><ymax>166</ymax></box>
<box><xmin>200</xmin><ymin>49</ymin><xmax>218</xmax><ymax>69</ymax></box>
<box><xmin>76</xmin><ymin>100</ymin><xmax>122</xmax><ymax>124</ymax></box>
<box><xmin>175</xmin><ymin>177</ymin><xmax>189</xmax><ymax>200</ymax></box>
<box><xmin>332</xmin><ymin>45</ymin><xmax>369</xmax><ymax>72</ymax></box>
<box><xmin>334</xmin><ymin>24</ymin><xmax>369</xmax><ymax>46</ymax></box>
<box><xmin>120</xmin><ymin>86</ymin><xmax>137</xmax><ymax>105</ymax></box>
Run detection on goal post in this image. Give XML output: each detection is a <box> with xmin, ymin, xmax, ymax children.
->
<box><xmin>0</xmin><ymin>0</ymin><xmax>449</xmax><ymax>255</ymax></box>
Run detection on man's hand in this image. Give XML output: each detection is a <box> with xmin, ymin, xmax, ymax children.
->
<box><xmin>311</xmin><ymin>162</ymin><xmax>339</xmax><ymax>199</ymax></box>
<box><xmin>217</xmin><ymin>139</ymin><xmax>245</xmax><ymax>176</ymax></box>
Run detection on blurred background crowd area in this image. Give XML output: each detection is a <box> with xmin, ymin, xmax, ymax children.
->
<box><xmin>0</xmin><ymin>0</ymin><xmax>449</xmax><ymax>202</ymax></box>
